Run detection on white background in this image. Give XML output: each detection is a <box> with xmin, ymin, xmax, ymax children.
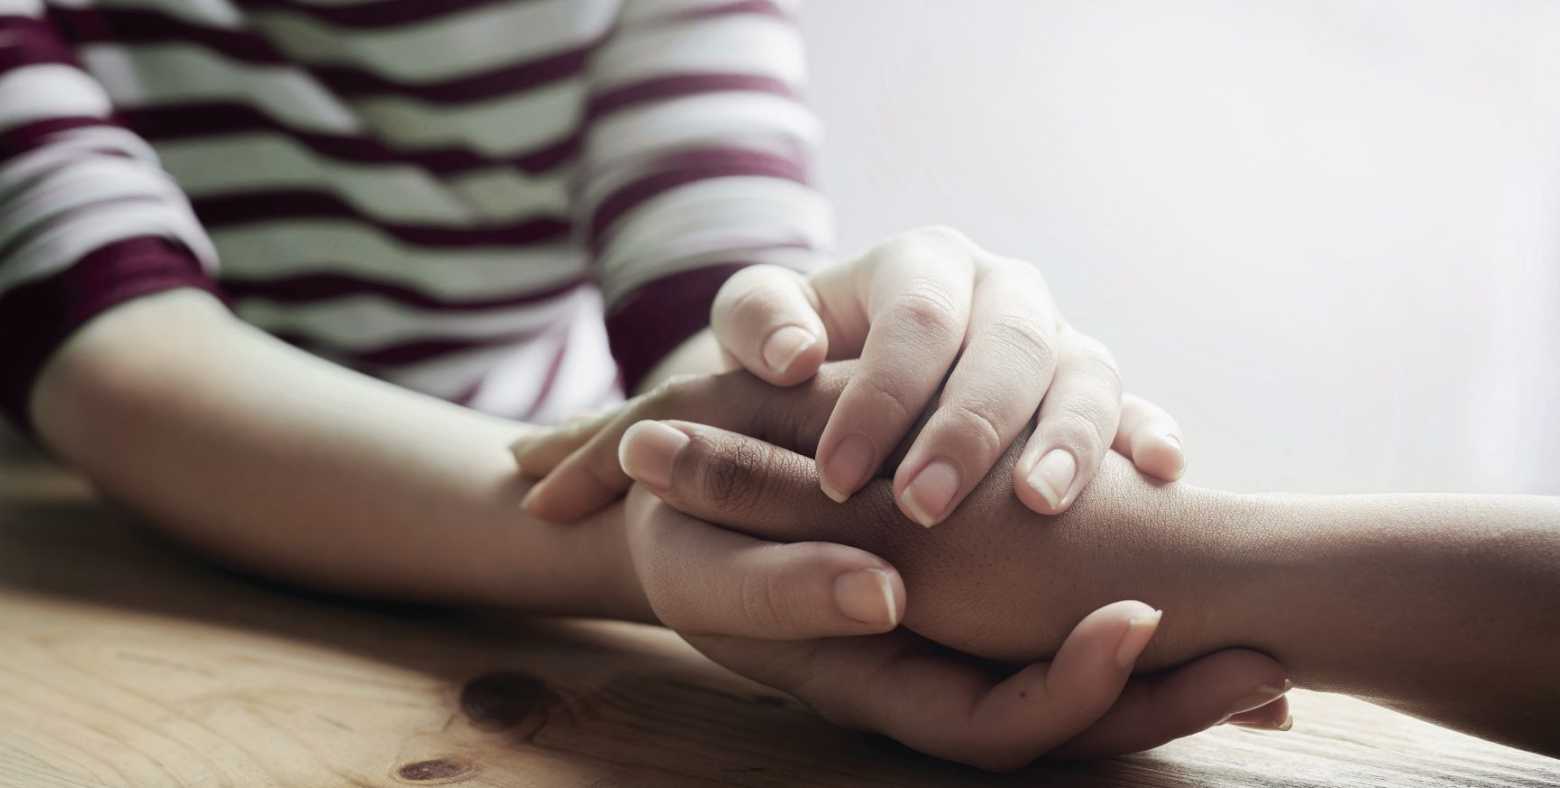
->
<box><xmin>799</xmin><ymin>1</ymin><xmax>1560</xmax><ymax>494</ymax></box>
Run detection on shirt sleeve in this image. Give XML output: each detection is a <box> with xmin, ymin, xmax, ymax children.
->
<box><xmin>0</xmin><ymin>2</ymin><xmax>220</xmax><ymax>434</ymax></box>
<box><xmin>576</xmin><ymin>0</ymin><xmax>833</xmax><ymax>392</ymax></box>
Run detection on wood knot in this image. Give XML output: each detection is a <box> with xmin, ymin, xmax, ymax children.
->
<box><xmin>459</xmin><ymin>670</ymin><xmax>555</xmax><ymax>732</ymax></box>
<box><xmin>395</xmin><ymin>756</ymin><xmax>477</xmax><ymax>783</ymax></box>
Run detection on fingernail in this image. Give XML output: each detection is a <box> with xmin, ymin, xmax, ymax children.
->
<box><xmin>619</xmin><ymin>420</ymin><xmax>688</xmax><ymax>490</ymax></box>
<box><xmin>834</xmin><ymin>568</ymin><xmax>900</xmax><ymax>628</ymax></box>
<box><xmin>1229</xmin><ymin>712</ymin><xmax>1294</xmax><ymax>732</ymax></box>
<box><xmin>1158</xmin><ymin>432</ymin><xmax>1187</xmax><ymax>478</ymax></box>
<box><xmin>509</xmin><ymin>434</ymin><xmax>538</xmax><ymax>468</ymax></box>
<box><xmin>1114</xmin><ymin>609</ymin><xmax>1161</xmax><ymax>669</ymax></box>
<box><xmin>899</xmin><ymin>460</ymin><xmax>960</xmax><ymax>527</ymax></box>
<box><xmin>508</xmin><ymin>434</ymin><xmax>534</xmax><ymax>457</ymax></box>
<box><xmin>1028</xmin><ymin>449</ymin><xmax>1077</xmax><ymax>510</ymax></box>
<box><xmin>761</xmin><ymin>325</ymin><xmax>815</xmax><ymax>376</ymax></box>
<box><xmin>520</xmin><ymin>482</ymin><xmax>543</xmax><ymax>513</ymax></box>
<box><xmin>821</xmin><ymin>434</ymin><xmax>874</xmax><ymax>503</ymax></box>
<box><xmin>510</xmin><ymin>445</ymin><xmax>536</xmax><ymax>475</ymax></box>
<box><xmin>1226</xmin><ymin>680</ymin><xmax>1292</xmax><ymax>717</ymax></box>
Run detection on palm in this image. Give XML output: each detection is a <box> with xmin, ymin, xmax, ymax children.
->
<box><xmin>688</xmin><ymin>623</ymin><xmax>1287</xmax><ymax>768</ymax></box>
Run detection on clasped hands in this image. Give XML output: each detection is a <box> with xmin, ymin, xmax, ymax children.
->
<box><xmin>511</xmin><ymin>227</ymin><xmax>1291</xmax><ymax>770</ymax></box>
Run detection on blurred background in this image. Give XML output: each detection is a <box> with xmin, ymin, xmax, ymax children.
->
<box><xmin>799</xmin><ymin>1</ymin><xmax>1560</xmax><ymax>494</ymax></box>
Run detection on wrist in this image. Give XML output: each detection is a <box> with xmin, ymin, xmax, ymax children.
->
<box><xmin>483</xmin><ymin>487</ymin><xmax>655</xmax><ymax>623</ymax></box>
<box><xmin>576</xmin><ymin>503</ymin><xmax>657</xmax><ymax>624</ymax></box>
<box><xmin>1159</xmin><ymin>487</ymin><xmax>1425</xmax><ymax>692</ymax></box>
<box><xmin>1082</xmin><ymin>479</ymin><xmax>1268</xmax><ymax>671</ymax></box>
<box><xmin>1143</xmin><ymin>485</ymin><xmax>1298</xmax><ymax>668</ymax></box>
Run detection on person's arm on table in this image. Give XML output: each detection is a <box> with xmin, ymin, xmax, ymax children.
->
<box><xmin>31</xmin><ymin>289</ymin><xmax>647</xmax><ymax>616</ymax></box>
<box><xmin>607</xmin><ymin>364</ymin><xmax>1560</xmax><ymax>756</ymax></box>
<box><xmin>4</xmin><ymin>1</ymin><xmax>886</xmax><ymax>629</ymax></box>
<box><xmin>0</xmin><ymin>5</ymin><xmax>649</xmax><ymax>617</ymax></box>
<box><xmin>32</xmin><ymin>292</ymin><xmax>915</xmax><ymax>639</ymax></box>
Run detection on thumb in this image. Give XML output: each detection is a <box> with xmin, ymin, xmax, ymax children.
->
<box><xmin>711</xmin><ymin>264</ymin><xmax>830</xmax><ymax>385</ymax></box>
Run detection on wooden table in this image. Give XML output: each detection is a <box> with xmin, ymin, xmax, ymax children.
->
<box><xmin>3</xmin><ymin>449</ymin><xmax>1556</xmax><ymax>788</ymax></box>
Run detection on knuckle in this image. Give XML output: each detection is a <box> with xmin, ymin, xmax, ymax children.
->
<box><xmin>854</xmin><ymin>372</ymin><xmax>917</xmax><ymax>428</ymax></box>
<box><xmin>738</xmin><ymin>561</ymin><xmax>788</xmax><ymax>631</ymax></box>
<box><xmin>715</xmin><ymin>266</ymin><xmax>792</xmax><ymax>322</ymax></box>
<box><xmin>858</xmin><ymin>480</ymin><xmax>917</xmax><ymax>535</ymax></box>
<box><xmin>984</xmin><ymin>314</ymin><xmax>1057</xmax><ymax>377</ymax></box>
<box><xmin>716</xmin><ymin>281</ymin><xmax>768</xmax><ymax>323</ymax></box>
<box><xmin>699</xmin><ymin>433</ymin><xmax>771</xmax><ymax>515</ymax></box>
<box><xmin>774</xmin><ymin>394</ymin><xmax>822</xmax><ymax>453</ymax></box>
<box><xmin>938</xmin><ymin>402</ymin><xmax>1007</xmax><ymax>462</ymax></box>
<box><xmin>728</xmin><ymin>373</ymin><xmax>784</xmax><ymax>440</ymax></box>
<box><xmin>1046</xmin><ymin>410</ymin><xmax>1110</xmax><ymax>459</ymax></box>
<box><xmin>887</xmin><ymin>284</ymin><xmax>963</xmax><ymax>340</ymax></box>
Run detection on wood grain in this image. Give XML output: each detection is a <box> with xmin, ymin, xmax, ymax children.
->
<box><xmin>1</xmin><ymin>450</ymin><xmax>1555</xmax><ymax>787</ymax></box>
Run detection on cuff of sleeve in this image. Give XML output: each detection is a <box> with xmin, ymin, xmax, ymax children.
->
<box><xmin>604</xmin><ymin>262</ymin><xmax>751</xmax><ymax>395</ymax></box>
<box><xmin>0</xmin><ymin>236</ymin><xmax>220</xmax><ymax>437</ymax></box>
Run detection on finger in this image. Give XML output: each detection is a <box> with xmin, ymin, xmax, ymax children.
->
<box><xmin>521</xmin><ymin>364</ymin><xmax>853</xmax><ymax>523</ymax></box>
<box><xmin>944</xmin><ymin>600</ymin><xmax>1161</xmax><ymax>770</ymax></box>
<box><xmin>692</xmin><ymin>600</ymin><xmax>1162</xmax><ymax>772</ymax></box>
<box><xmin>1013</xmin><ymin>330</ymin><xmax>1123</xmax><ymax>516</ymax></box>
<box><xmin>1052</xmin><ymin>649</ymin><xmax>1292</xmax><ymax>758</ymax></box>
<box><xmin>1225</xmin><ymin>695</ymin><xmax>1293</xmax><ymax>731</ymax></box>
<box><xmin>618</xmin><ymin>418</ymin><xmax>873</xmax><ymax>547</ymax></box>
<box><xmin>891</xmin><ymin>263</ymin><xmax>1060</xmax><ymax>527</ymax></box>
<box><xmin>520</xmin><ymin>373</ymin><xmax>754</xmax><ymax>522</ymax></box>
<box><xmin>1113</xmin><ymin>393</ymin><xmax>1187</xmax><ymax>481</ymax></box>
<box><xmin>510</xmin><ymin>409</ymin><xmax>617</xmax><ymax>477</ymax></box>
<box><xmin>814</xmin><ymin>227</ymin><xmax>978</xmax><ymax>504</ymax></box>
<box><xmin>623</xmin><ymin>484</ymin><xmax>904</xmax><ymax>638</ymax></box>
<box><xmin>521</xmin><ymin>398</ymin><xmax>650</xmax><ymax>522</ymax></box>
<box><xmin>710</xmin><ymin>264</ymin><xmax>831</xmax><ymax>385</ymax></box>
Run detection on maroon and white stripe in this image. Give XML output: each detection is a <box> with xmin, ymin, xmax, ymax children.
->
<box><xmin>0</xmin><ymin>0</ymin><xmax>829</xmax><ymax>431</ymax></box>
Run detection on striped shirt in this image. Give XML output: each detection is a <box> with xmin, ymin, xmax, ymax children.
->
<box><xmin>0</xmin><ymin>0</ymin><xmax>831</xmax><ymax>431</ymax></box>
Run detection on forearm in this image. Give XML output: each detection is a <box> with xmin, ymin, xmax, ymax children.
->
<box><xmin>964</xmin><ymin>455</ymin><xmax>1560</xmax><ymax>752</ymax></box>
<box><xmin>1190</xmin><ymin>486</ymin><xmax>1560</xmax><ymax>750</ymax></box>
<box><xmin>876</xmin><ymin>450</ymin><xmax>1560</xmax><ymax>752</ymax></box>
<box><xmin>32</xmin><ymin>289</ymin><xmax>652</xmax><ymax>619</ymax></box>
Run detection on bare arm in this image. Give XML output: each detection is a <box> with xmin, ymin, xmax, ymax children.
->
<box><xmin>1198</xmin><ymin>487</ymin><xmax>1560</xmax><ymax>750</ymax></box>
<box><xmin>604</xmin><ymin>364</ymin><xmax>1560</xmax><ymax>755</ymax></box>
<box><xmin>32</xmin><ymin>289</ymin><xmax>650</xmax><ymax>618</ymax></box>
